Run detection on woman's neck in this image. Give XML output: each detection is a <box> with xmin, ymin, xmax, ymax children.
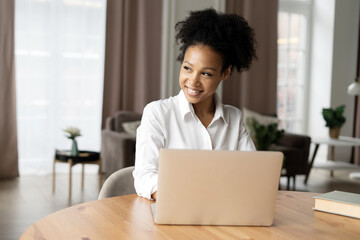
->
<box><xmin>192</xmin><ymin>96</ymin><xmax>216</xmax><ymax>128</ymax></box>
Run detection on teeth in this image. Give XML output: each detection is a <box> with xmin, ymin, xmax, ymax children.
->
<box><xmin>188</xmin><ymin>87</ymin><xmax>200</xmax><ymax>94</ymax></box>
<box><xmin>189</xmin><ymin>89</ymin><xmax>197</xmax><ymax>93</ymax></box>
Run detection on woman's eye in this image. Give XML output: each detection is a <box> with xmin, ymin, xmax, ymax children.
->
<box><xmin>183</xmin><ymin>66</ymin><xmax>191</xmax><ymax>71</ymax></box>
<box><xmin>202</xmin><ymin>72</ymin><xmax>213</xmax><ymax>77</ymax></box>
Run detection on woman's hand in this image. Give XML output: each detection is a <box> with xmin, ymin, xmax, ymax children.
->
<box><xmin>151</xmin><ymin>192</ymin><xmax>157</xmax><ymax>200</ymax></box>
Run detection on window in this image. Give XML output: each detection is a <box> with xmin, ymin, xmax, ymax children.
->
<box><xmin>15</xmin><ymin>0</ymin><xmax>106</xmax><ymax>174</ymax></box>
<box><xmin>277</xmin><ymin>0</ymin><xmax>312</xmax><ymax>133</ymax></box>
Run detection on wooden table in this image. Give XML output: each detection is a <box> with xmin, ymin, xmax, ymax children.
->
<box><xmin>304</xmin><ymin>136</ymin><xmax>360</xmax><ymax>184</ymax></box>
<box><xmin>20</xmin><ymin>191</ymin><xmax>360</xmax><ymax>240</ymax></box>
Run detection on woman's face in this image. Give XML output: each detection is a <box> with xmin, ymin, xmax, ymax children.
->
<box><xmin>179</xmin><ymin>44</ymin><xmax>231</xmax><ymax>107</ymax></box>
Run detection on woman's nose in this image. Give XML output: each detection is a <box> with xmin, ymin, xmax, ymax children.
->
<box><xmin>188</xmin><ymin>73</ymin><xmax>200</xmax><ymax>86</ymax></box>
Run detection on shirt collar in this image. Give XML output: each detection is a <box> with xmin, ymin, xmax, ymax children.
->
<box><xmin>178</xmin><ymin>90</ymin><xmax>227</xmax><ymax>125</ymax></box>
<box><xmin>213</xmin><ymin>92</ymin><xmax>227</xmax><ymax>125</ymax></box>
<box><xmin>178</xmin><ymin>90</ymin><xmax>194</xmax><ymax>120</ymax></box>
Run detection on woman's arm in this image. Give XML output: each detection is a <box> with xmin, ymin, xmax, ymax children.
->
<box><xmin>133</xmin><ymin>102</ymin><xmax>166</xmax><ymax>200</ymax></box>
<box><xmin>151</xmin><ymin>192</ymin><xmax>157</xmax><ymax>200</ymax></box>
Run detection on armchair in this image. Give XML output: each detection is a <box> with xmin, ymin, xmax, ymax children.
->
<box><xmin>274</xmin><ymin>133</ymin><xmax>311</xmax><ymax>190</ymax></box>
<box><xmin>242</xmin><ymin>108</ymin><xmax>311</xmax><ymax>190</ymax></box>
<box><xmin>101</xmin><ymin>111</ymin><xmax>141</xmax><ymax>177</ymax></box>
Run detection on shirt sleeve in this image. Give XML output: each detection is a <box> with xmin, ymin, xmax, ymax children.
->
<box><xmin>238</xmin><ymin>115</ymin><xmax>256</xmax><ymax>151</ymax></box>
<box><xmin>132</xmin><ymin>102</ymin><xmax>166</xmax><ymax>199</ymax></box>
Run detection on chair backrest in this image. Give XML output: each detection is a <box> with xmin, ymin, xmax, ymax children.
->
<box><xmin>105</xmin><ymin>111</ymin><xmax>142</xmax><ymax>132</ymax></box>
<box><xmin>98</xmin><ymin>166</ymin><xmax>136</xmax><ymax>199</ymax></box>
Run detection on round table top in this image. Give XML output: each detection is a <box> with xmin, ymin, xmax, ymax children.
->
<box><xmin>20</xmin><ymin>191</ymin><xmax>360</xmax><ymax>240</ymax></box>
<box><xmin>55</xmin><ymin>150</ymin><xmax>100</xmax><ymax>162</ymax></box>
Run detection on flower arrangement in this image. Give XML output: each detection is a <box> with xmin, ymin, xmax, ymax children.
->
<box><xmin>63</xmin><ymin>127</ymin><xmax>81</xmax><ymax>156</ymax></box>
<box><xmin>64</xmin><ymin>127</ymin><xmax>81</xmax><ymax>140</ymax></box>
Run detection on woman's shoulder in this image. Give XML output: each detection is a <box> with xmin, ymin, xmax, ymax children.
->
<box><xmin>222</xmin><ymin>104</ymin><xmax>245</xmax><ymax>122</ymax></box>
<box><xmin>143</xmin><ymin>95</ymin><xmax>178</xmax><ymax>117</ymax></box>
<box><xmin>222</xmin><ymin>104</ymin><xmax>243</xmax><ymax>115</ymax></box>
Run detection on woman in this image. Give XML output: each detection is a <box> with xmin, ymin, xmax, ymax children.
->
<box><xmin>133</xmin><ymin>8</ymin><xmax>257</xmax><ymax>200</ymax></box>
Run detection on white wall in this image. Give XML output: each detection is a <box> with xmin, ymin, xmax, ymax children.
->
<box><xmin>307</xmin><ymin>0</ymin><xmax>359</xmax><ymax>162</ymax></box>
<box><xmin>160</xmin><ymin>0</ymin><xmax>225</xmax><ymax>99</ymax></box>
<box><xmin>307</xmin><ymin>0</ymin><xmax>335</xmax><ymax>139</ymax></box>
<box><xmin>331</xmin><ymin>0</ymin><xmax>360</xmax><ymax>161</ymax></box>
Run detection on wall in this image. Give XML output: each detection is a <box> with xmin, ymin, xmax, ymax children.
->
<box><xmin>331</xmin><ymin>0</ymin><xmax>360</xmax><ymax>161</ymax></box>
<box><xmin>307</xmin><ymin>0</ymin><xmax>335</xmax><ymax>140</ymax></box>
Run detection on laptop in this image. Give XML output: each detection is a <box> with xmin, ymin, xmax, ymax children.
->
<box><xmin>151</xmin><ymin>149</ymin><xmax>283</xmax><ymax>226</ymax></box>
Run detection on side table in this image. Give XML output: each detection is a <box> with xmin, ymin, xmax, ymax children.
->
<box><xmin>52</xmin><ymin>150</ymin><xmax>102</xmax><ymax>198</ymax></box>
<box><xmin>304</xmin><ymin>136</ymin><xmax>360</xmax><ymax>184</ymax></box>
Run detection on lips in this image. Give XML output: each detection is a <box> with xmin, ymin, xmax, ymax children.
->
<box><xmin>186</xmin><ymin>86</ymin><xmax>203</xmax><ymax>96</ymax></box>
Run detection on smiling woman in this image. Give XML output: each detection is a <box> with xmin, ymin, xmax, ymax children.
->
<box><xmin>179</xmin><ymin>45</ymin><xmax>232</xmax><ymax>127</ymax></box>
<box><xmin>133</xmin><ymin>8</ymin><xmax>258</xmax><ymax>200</ymax></box>
<box><xmin>14</xmin><ymin>0</ymin><xmax>107</xmax><ymax>174</ymax></box>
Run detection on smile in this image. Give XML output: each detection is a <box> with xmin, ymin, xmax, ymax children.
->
<box><xmin>186</xmin><ymin>87</ymin><xmax>203</xmax><ymax>96</ymax></box>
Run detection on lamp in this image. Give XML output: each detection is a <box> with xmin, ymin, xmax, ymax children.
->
<box><xmin>347</xmin><ymin>78</ymin><xmax>360</xmax><ymax>96</ymax></box>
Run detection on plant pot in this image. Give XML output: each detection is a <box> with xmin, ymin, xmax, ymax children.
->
<box><xmin>329</xmin><ymin>126</ymin><xmax>340</xmax><ymax>139</ymax></box>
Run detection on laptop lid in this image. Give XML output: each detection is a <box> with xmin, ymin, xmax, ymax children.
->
<box><xmin>153</xmin><ymin>149</ymin><xmax>283</xmax><ymax>226</ymax></box>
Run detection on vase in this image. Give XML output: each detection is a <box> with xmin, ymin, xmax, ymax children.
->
<box><xmin>70</xmin><ymin>139</ymin><xmax>79</xmax><ymax>156</ymax></box>
<box><xmin>329</xmin><ymin>126</ymin><xmax>340</xmax><ymax>139</ymax></box>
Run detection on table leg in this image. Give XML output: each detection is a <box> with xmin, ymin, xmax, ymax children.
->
<box><xmin>98</xmin><ymin>159</ymin><xmax>103</xmax><ymax>191</ymax></box>
<box><xmin>98</xmin><ymin>158</ymin><xmax>102</xmax><ymax>174</ymax></box>
<box><xmin>287</xmin><ymin>177</ymin><xmax>290</xmax><ymax>190</ymax></box>
<box><xmin>304</xmin><ymin>143</ymin><xmax>320</xmax><ymax>184</ymax></box>
<box><xmin>292</xmin><ymin>175</ymin><xmax>296</xmax><ymax>190</ymax></box>
<box><xmin>81</xmin><ymin>163</ymin><xmax>85</xmax><ymax>191</ymax></box>
<box><xmin>69</xmin><ymin>159</ymin><xmax>73</xmax><ymax>198</ymax></box>
<box><xmin>52</xmin><ymin>158</ymin><xmax>56</xmax><ymax>193</ymax></box>
<box><xmin>330</xmin><ymin>146</ymin><xmax>335</xmax><ymax>177</ymax></box>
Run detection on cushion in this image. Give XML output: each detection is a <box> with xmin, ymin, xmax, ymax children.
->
<box><xmin>114</xmin><ymin>111</ymin><xmax>142</xmax><ymax>132</ymax></box>
<box><xmin>242</xmin><ymin>108</ymin><xmax>279</xmax><ymax>133</ymax></box>
<box><xmin>122</xmin><ymin>120</ymin><xmax>141</xmax><ymax>137</ymax></box>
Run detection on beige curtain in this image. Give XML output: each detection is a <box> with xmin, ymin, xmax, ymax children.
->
<box><xmin>0</xmin><ymin>0</ymin><xmax>19</xmax><ymax>178</ymax></box>
<box><xmin>101</xmin><ymin>0</ymin><xmax>162</xmax><ymax>128</ymax></box>
<box><xmin>223</xmin><ymin>0</ymin><xmax>278</xmax><ymax>115</ymax></box>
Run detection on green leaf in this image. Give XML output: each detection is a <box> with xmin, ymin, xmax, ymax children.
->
<box><xmin>247</xmin><ymin>118</ymin><xmax>285</xmax><ymax>151</ymax></box>
<box><xmin>322</xmin><ymin>105</ymin><xmax>346</xmax><ymax>128</ymax></box>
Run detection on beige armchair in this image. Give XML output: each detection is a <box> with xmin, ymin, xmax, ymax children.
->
<box><xmin>101</xmin><ymin>111</ymin><xmax>141</xmax><ymax>177</ymax></box>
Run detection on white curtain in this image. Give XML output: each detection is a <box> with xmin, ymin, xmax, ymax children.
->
<box><xmin>15</xmin><ymin>0</ymin><xmax>107</xmax><ymax>174</ymax></box>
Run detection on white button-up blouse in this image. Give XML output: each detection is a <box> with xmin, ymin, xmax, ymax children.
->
<box><xmin>133</xmin><ymin>90</ymin><xmax>255</xmax><ymax>199</ymax></box>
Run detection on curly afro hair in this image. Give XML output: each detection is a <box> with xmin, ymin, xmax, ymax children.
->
<box><xmin>175</xmin><ymin>8</ymin><xmax>257</xmax><ymax>73</ymax></box>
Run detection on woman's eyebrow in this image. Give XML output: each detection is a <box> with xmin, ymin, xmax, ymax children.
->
<box><xmin>202</xmin><ymin>67</ymin><xmax>216</xmax><ymax>71</ymax></box>
<box><xmin>184</xmin><ymin>61</ymin><xmax>216</xmax><ymax>71</ymax></box>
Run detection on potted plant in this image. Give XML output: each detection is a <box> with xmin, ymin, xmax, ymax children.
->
<box><xmin>246</xmin><ymin>118</ymin><xmax>285</xmax><ymax>151</ymax></box>
<box><xmin>322</xmin><ymin>105</ymin><xmax>346</xmax><ymax>139</ymax></box>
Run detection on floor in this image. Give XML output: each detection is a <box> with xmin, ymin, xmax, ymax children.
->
<box><xmin>0</xmin><ymin>172</ymin><xmax>104</xmax><ymax>240</ymax></box>
<box><xmin>1</xmin><ymin>169</ymin><xmax>360</xmax><ymax>240</ymax></box>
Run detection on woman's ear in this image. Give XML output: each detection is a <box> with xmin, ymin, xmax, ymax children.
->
<box><xmin>222</xmin><ymin>65</ymin><xmax>232</xmax><ymax>81</ymax></box>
